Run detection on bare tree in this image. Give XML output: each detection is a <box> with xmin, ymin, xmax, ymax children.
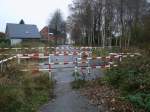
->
<box><xmin>48</xmin><ymin>9</ymin><xmax>66</xmax><ymax>45</ymax></box>
<box><xmin>68</xmin><ymin>0</ymin><xmax>149</xmax><ymax>48</ymax></box>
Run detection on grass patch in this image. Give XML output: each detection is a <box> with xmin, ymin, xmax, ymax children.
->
<box><xmin>71</xmin><ymin>72</ymin><xmax>87</xmax><ymax>89</ymax></box>
<box><xmin>71</xmin><ymin>79</ymin><xmax>87</xmax><ymax>89</ymax></box>
<box><xmin>0</xmin><ymin>64</ymin><xmax>54</xmax><ymax>112</ymax></box>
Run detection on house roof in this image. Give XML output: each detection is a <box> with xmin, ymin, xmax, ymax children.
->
<box><xmin>6</xmin><ymin>23</ymin><xmax>41</xmax><ymax>39</ymax></box>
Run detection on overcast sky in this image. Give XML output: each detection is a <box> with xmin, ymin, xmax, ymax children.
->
<box><xmin>0</xmin><ymin>0</ymin><xmax>72</xmax><ymax>32</ymax></box>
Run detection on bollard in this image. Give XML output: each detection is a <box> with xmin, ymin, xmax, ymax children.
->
<box><xmin>119</xmin><ymin>55</ymin><xmax>122</xmax><ymax>62</ymax></box>
<box><xmin>49</xmin><ymin>70</ymin><xmax>52</xmax><ymax>81</ymax></box>
<box><xmin>87</xmin><ymin>59</ymin><xmax>91</xmax><ymax>74</ymax></box>
<box><xmin>17</xmin><ymin>54</ymin><xmax>21</xmax><ymax>64</ymax></box>
<box><xmin>74</xmin><ymin>66</ymin><xmax>78</xmax><ymax>80</ymax></box>
<box><xmin>48</xmin><ymin>55</ymin><xmax>52</xmax><ymax>80</ymax></box>
<box><xmin>48</xmin><ymin>55</ymin><xmax>51</xmax><ymax>64</ymax></box>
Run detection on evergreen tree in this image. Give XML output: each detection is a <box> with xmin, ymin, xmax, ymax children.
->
<box><xmin>19</xmin><ymin>19</ymin><xmax>25</xmax><ymax>24</ymax></box>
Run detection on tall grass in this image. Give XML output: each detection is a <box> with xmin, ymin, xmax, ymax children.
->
<box><xmin>0</xmin><ymin>64</ymin><xmax>54</xmax><ymax>112</ymax></box>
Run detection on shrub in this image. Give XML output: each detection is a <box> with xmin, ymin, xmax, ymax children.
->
<box><xmin>0</xmin><ymin>87</ymin><xmax>25</xmax><ymax>112</ymax></box>
<box><xmin>127</xmin><ymin>93</ymin><xmax>150</xmax><ymax>111</ymax></box>
<box><xmin>92</xmin><ymin>48</ymin><xmax>109</xmax><ymax>57</ymax></box>
<box><xmin>106</xmin><ymin>56</ymin><xmax>150</xmax><ymax>93</ymax></box>
<box><xmin>0</xmin><ymin>66</ymin><xmax>53</xmax><ymax>112</ymax></box>
<box><xmin>33</xmin><ymin>74</ymin><xmax>53</xmax><ymax>90</ymax></box>
<box><xmin>105</xmin><ymin>55</ymin><xmax>150</xmax><ymax>111</ymax></box>
<box><xmin>0</xmin><ymin>39</ymin><xmax>10</xmax><ymax>48</ymax></box>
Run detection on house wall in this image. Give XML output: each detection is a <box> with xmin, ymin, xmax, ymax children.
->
<box><xmin>40</xmin><ymin>27</ymin><xmax>48</xmax><ymax>40</ymax></box>
<box><xmin>11</xmin><ymin>39</ymin><xmax>22</xmax><ymax>45</ymax></box>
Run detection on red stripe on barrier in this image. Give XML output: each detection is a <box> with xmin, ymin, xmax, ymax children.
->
<box><xmin>82</xmin><ymin>61</ymin><xmax>87</xmax><ymax>64</ymax></box>
<box><xmin>92</xmin><ymin>66</ymin><xmax>96</xmax><ymax>68</ymax></box>
<box><xmin>73</xmin><ymin>62</ymin><xmax>77</xmax><ymax>64</ymax></box>
<box><xmin>64</xmin><ymin>53</ymin><xmax>68</xmax><ymax>56</ymax></box>
<box><xmin>101</xmin><ymin>65</ymin><xmax>105</xmax><ymax>68</ymax></box>
<box><xmin>32</xmin><ymin>69</ymin><xmax>39</xmax><ymax>74</ymax></box>
<box><xmin>32</xmin><ymin>56</ymin><xmax>39</xmax><ymax>59</ymax></box>
<box><xmin>48</xmin><ymin>64</ymin><xmax>51</xmax><ymax>72</ymax></box>
<box><xmin>31</xmin><ymin>53</ymin><xmax>39</xmax><ymax>59</ymax></box>
<box><xmin>64</xmin><ymin>62</ymin><xmax>68</xmax><ymax>64</ymax></box>
<box><xmin>73</xmin><ymin>52</ymin><xmax>77</xmax><ymax>55</ymax></box>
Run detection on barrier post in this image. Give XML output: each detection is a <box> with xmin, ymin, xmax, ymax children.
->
<box><xmin>90</xmin><ymin>48</ymin><xmax>92</xmax><ymax>57</ymax></box>
<box><xmin>17</xmin><ymin>54</ymin><xmax>20</xmax><ymax>64</ymax></box>
<box><xmin>75</xmin><ymin>57</ymin><xmax>78</xmax><ymax>67</ymax></box>
<box><xmin>74</xmin><ymin>66</ymin><xmax>78</xmax><ymax>80</ymax></box>
<box><xmin>79</xmin><ymin>52</ymin><xmax>82</xmax><ymax>58</ymax></box>
<box><xmin>49</xmin><ymin>69</ymin><xmax>52</xmax><ymax>81</ymax></box>
<box><xmin>48</xmin><ymin>54</ymin><xmax>52</xmax><ymax>80</ymax></box>
<box><xmin>64</xmin><ymin>53</ymin><xmax>66</xmax><ymax>64</ymax></box>
<box><xmin>87</xmin><ymin>59</ymin><xmax>91</xmax><ymax>74</ymax></box>
<box><xmin>16</xmin><ymin>48</ymin><xmax>18</xmax><ymax>52</ymax></box>
<box><xmin>119</xmin><ymin>55</ymin><xmax>122</xmax><ymax>62</ymax></box>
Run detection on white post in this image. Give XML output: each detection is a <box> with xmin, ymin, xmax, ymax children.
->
<box><xmin>42</xmin><ymin>47</ymin><xmax>44</xmax><ymax>53</ymax></box>
<box><xmin>79</xmin><ymin>52</ymin><xmax>82</xmax><ymax>58</ymax></box>
<box><xmin>48</xmin><ymin>54</ymin><xmax>52</xmax><ymax>80</ymax></box>
<box><xmin>49</xmin><ymin>71</ymin><xmax>52</xmax><ymax>81</ymax></box>
<box><xmin>119</xmin><ymin>55</ymin><xmax>122</xmax><ymax>62</ymax></box>
<box><xmin>16</xmin><ymin>48</ymin><xmax>18</xmax><ymax>52</ymax></box>
<box><xmin>49</xmin><ymin>54</ymin><xmax>51</xmax><ymax>64</ymax></box>
<box><xmin>88</xmin><ymin>59</ymin><xmax>91</xmax><ymax>74</ymax></box>
<box><xmin>17</xmin><ymin>54</ymin><xmax>20</xmax><ymax>64</ymax></box>
<box><xmin>74</xmin><ymin>66</ymin><xmax>78</xmax><ymax>80</ymax></box>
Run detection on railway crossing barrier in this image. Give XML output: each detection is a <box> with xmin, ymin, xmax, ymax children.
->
<box><xmin>0</xmin><ymin>47</ymin><xmax>141</xmax><ymax>74</ymax></box>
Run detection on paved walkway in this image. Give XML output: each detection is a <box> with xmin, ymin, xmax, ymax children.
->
<box><xmin>39</xmin><ymin>70</ymin><xmax>98</xmax><ymax>112</ymax></box>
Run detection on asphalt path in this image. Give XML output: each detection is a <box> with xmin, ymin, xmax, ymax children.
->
<box><xmin>39</xmin><ymin>45</ymin><xmax>103</xmax><ymax>112</ymax></box>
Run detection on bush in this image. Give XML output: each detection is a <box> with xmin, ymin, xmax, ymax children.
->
<box><xmin>127</xmin><ymin>93</ymin><xmax>150</xmax><ymax>111</ymax></box>
<box><xmin>0</xmin><ymin>39</ymin><xmax>10</xmax><ymax>48</ymax></box>
<box><xmin>92</xmin><ymin>48</ymin><xmax>109</xmax><ymax>57</ymax></box>
<box><xmin>33</xmin><ymin>74</ymin><xmax>53</xmax><ymax>90</ymax></box>
<box><xmin>105</xmin><ymin>55</ymin><xmax>150</xmax><ymax>111</ymax></box>
<box><xmin>106</xmin><ymin>56</ymin><xmax>150</xmax><ymax>93</ymax></box>
<box><xmin>0</xmin><ymin>66</ymin><xmax>53</xmax><ymax>112</ymax></box>
<box><xmin>0</xmin><ymin>87</ymin><xmax>25</xmax><ymax>112</ymax></box>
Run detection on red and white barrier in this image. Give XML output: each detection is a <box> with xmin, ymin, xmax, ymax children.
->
<box><xmin>21</xmin><ymin>64</ymin><xmax>120</xmax><ymax>72</ymax></box>
<box><xmin>0</xmin><ymin>56</ymin><xmax>17</xmax><ymax>64</ymax></box>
